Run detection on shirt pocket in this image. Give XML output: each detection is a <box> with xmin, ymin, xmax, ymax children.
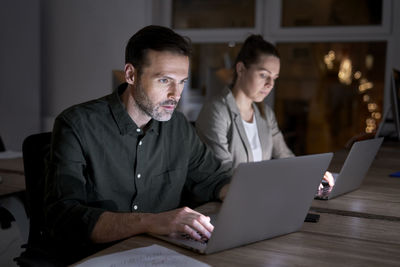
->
<box><xmin>150</xmin><ymin>168</ymin><xmax>187</xmax><ymax>211</ymax></box>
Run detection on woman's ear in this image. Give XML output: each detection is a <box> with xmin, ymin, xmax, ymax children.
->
<box><xmin>124</xmin><ymin>63</ymin><xmax>135</xmax><ymax>85</ymax></box>
<box><xmin>236</xmin><ymin>62</ymin><xmax>245</xmax><ymax>77</ymax></box>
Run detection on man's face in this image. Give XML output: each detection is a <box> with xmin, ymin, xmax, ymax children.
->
<box><xmin>133</xmin><ymin>50</ymin><xmax>189</xmax><ymax>121</ymax></box>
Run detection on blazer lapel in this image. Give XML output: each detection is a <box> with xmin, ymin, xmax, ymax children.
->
<box><xmin>224</xmin><ymin>90</ymin><xmax>253</xmax><ymax>162</ymax></box>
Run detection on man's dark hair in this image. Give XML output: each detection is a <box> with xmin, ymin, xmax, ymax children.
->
<box><xmin>125</xmin><ymin>25</ymin><xmax>191</xmax><ymax>75</ymax></box>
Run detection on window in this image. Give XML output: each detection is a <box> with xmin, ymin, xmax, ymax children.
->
<box><xmin>172</xmin><ymin>0</ymin><xmax>255</xmax><ymax>28</ymax></box>
<box><xmin>275</xmin><ymin>42</ymin><xmax>386</xmax><ymax>154</ymax></box>
<box><xmin>190</xmin><ymin>43</ymin><xmax>241</xmax><ymax>98</ymax></box>
<box><xmin>155</xmin><ymin>0</ymin><xmax>262</xmax><ymax>121</ymax></box>
<box><xmin>153</xmin><ymin>0</ymin><xmax>394</xmax><ymax>153</ymax></box>
<box><xmin>281</xmin><ymin>0</ymin><xmax>383</xmax><ymax>27</ymax></box>
<box><xmin>178</xmin><ymin>42</ymin><xmax>242</xmax><ymax>121</ymax></box>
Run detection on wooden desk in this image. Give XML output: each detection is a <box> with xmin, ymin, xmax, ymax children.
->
<box><xmin>311</xmin><ymin>142</ymin><xmax>400</xmax><ymax>219</ymax></box>
<box><xmin>0</xmin><ymin>157</ymin><xmax>24</xmax><ymax>174</ymax></box>
<box><xmin>0</xmin><ymin>158</ymin><xmax>28</xmax><ymax>241</ymax></box>
<box><xmin>73</xmin><ymin>205</ymin><xmax>400</xmax><ymax>267</ymax></box>
<box><xmin>0</xmin><ymin>157</ymin><xmax>25</xmax><ymax>196</ymax></box>
<box><xmin>0</xmin><ymin>171</ymin><xmax>25</xmax><ymax>196</ymax></box>
<box><xmin>72</xmin><ymin>141</ymin><xmax>400</xmax><ymax>266</ymax></box>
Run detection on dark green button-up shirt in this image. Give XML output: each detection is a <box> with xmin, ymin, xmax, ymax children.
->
<box><xmin>44</xmin><ymin>84</ymin><xmax>231</xmax><ymax>259</ymax></box>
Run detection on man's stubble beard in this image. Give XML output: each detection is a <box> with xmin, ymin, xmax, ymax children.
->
<box><xmin>132</xmin><ymin>78</ymin><xmax>178</xmax><ymax>122</ymax></box>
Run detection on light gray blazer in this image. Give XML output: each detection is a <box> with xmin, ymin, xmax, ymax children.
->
<box><xmin>196</xmin><ymin>88</ymin><xmax>294</xmax><ymax>169</ymax></box>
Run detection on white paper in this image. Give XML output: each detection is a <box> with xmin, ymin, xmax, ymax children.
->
<box><xmin>75</xmin><ymin>244</ymin><xmax>210</xmax><ymax>267</ymax></box>
<box><xmin>0</xmin><ymin>150</ymin><xmax>22</xmax><ymax>159</ymax></box>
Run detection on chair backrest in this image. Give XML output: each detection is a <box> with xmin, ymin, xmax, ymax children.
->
<box><xmin>22</xmin><ymin>132</ymin><xmax>52</xmax><ymax>245</ymax></box>
<box><xmin>0</xmin><ymin>135</ymin><xmax>5</xmax><ymax>152</ymax></box>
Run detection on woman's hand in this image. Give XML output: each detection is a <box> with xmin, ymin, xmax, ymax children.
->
<box><xmin>318</xmin><ymin>171</ymin><xmax>335</xmax><ymax>190</ymax></box>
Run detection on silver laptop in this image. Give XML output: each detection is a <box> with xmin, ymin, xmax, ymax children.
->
<box><xmin>152</xmin><ymin>153</ymin><xmax>333</xmax><ymax>254</ymax></box>
<box><xmin>315</xmin><ymin>137</ymin><xmax>384</xmax><ymax>200</ymax></box>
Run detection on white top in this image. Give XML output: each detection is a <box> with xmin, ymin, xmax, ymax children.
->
<box><xmin>242</xmin><ymin>114</ymin><xmax>262</xmax><ymax>162</ymax></box>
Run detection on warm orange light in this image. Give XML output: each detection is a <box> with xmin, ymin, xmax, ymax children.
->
<box><xmin>366</xmin><ymin>118</ymin><xmax>376</xmax><ymax>126</ymax></box>
<box><xmin>365</xmin><ymin>126</ymin><xmax>375</xmax><ymax>133</ymax></box>
<box><xmin>338</xmin><ymin>58</ymin><xmax>352</xmax><ymax>85</ymax></box>
<box><xmin>354</xmin><ymin>71</ymin><xmax>362</xmax><ymax>79</ymax></box>
<box><xmin>365</xmin><ymin>54</ymin><xmax>374</xmax><ymax>70</ymax></box>
<box><xmin>359</xmin><ymin>81</ymin><xmax>374</xmax><ymax>93</ymax></box>
<box><xmin>372</xmin><ymin>112</ymin><xmax>381</xmax><ymax>120</ymax></box>
<box><xmin>324</xmin><ymin>50</ymin><xmax>336</xmax><ymax>70</ymax></box>
<box><xmin>368</xmin><ymin>103</ymin><xmax>378</xmax><ymax>112</ymax></box>
<box><xmin>365</xmin><ymin>117</ymin><xmax>376</xmax><ymax>133</ymax></box>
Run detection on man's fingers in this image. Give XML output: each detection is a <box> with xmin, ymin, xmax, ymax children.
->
<box><xmin>198</xmin><ymin>215</ymin><xmax>214</xmax><ymax>233</ymax></box>
<box><xmin>152</xmin><ymin>207</ymin><xmax>215</xmax><ymax>241</ymax></box>
<box><xmin>178</xmin><ymin>209</ymin><xmax>213</xmax><ymax>240</ymax></box>
<box><xmin>183</xmin><ymin>224</ymin><xmax>202</xmax><ymax>240</ymax></box>
<box><xmin>187</xmin><ymin>215</ymin><xmax>213</xmax><ymax>239</ymax></box>
<box><xmin>184</xmin><ymin>221</ymin><xmax>211</xmax><ymax>241</ymax></box>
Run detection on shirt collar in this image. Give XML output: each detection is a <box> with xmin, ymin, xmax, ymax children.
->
<box><xmin>107</xmin><ymin>83</ymin><xmax>161</xmax><ymax>136</ymax></box>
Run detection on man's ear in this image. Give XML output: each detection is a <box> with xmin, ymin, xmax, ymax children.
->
<box><xmin>124</xmin><ymin>63</ymin><xmax>136</xmax><ymax>85</ymax></box>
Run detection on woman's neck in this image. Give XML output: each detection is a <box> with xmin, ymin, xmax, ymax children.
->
<box><xmin>232</xmin><ymin>83</ymin><xmax>254</xmax><ymax>123</ymax></box>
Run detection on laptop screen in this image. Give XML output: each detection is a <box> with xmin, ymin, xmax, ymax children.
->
<box><xmin>391</xmin><ymin>68</ymin><xmax>400</xmax><ymax>139</ymax></box>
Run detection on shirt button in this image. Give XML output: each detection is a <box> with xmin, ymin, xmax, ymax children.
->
<box><xmin>133</xmin><ymin>205</ymin><xmax>138</xmax><ymax>210</ymax></box>
<box><xmin>137</xmin><ymin>173</ymin><xmax>141</xmax><ymax>179</ymax></box>
<box><xmin>136</xmin><ymin>128</ymin><xmax>141</xmax><ymax>133</ymax></box>
<box><xmin>139</xmin><ymin>141</ymin><xmax>142</xmax><ymax>146</ymax></box>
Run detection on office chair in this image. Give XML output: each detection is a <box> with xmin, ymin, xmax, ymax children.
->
<box><xmin>0</xmin><ymin>134</ymin><xmax>11</xmax><ymax>228</ymax></box>
<box><xmin>0</xmin><ymin>135</ymin><xmax>5</xmax><ymax>152</ymax></box>
<box><xmin>14</xmin><ymin>132</ymin><xmax>65</xmax><ymax>267</ymax></box>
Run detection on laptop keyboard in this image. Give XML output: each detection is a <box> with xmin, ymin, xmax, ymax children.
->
<box><xmin>180</xmin><ymin>232</ymin><xmax>209</xmax><ymax>244</ymax></box>
<box><xmin>315</xmin><ymin>186</ymin><xmax>333</xmax><ymax>200</ymax></box>
<box><xmin>321</xmin><ymin>186</ymin><xmax>332</xmax><ymax>193</ymax></box>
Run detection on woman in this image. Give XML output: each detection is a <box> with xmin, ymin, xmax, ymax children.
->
<box><xmin>196</xmin><ymin>35</ymin><xmax>334</xmax><ymax>187</ymax></box>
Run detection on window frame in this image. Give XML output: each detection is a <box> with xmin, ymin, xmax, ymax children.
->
<box><xmin>268</xmin><ymin>0</ymin><xmax>392</xmax><ymax>36</ymax></box>
<box><xmin>152</xmin><ymin>0</ymin><xmax>264</xmax><ymax>43</ymax></box>
<box><xmin>264</xmin><ymin>0</ymin><xmax>394</xmax><ymax>111</ymax></box>
<box><xmin>152</xmin><ymin>0</ymin><xmax>395</xmax><ymax>113</ymax></box>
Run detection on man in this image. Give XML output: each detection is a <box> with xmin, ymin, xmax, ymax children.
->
<box><xmin>44</xmin><ymin>25</ymin><xmax>231</xmax><ymax>264</ymax></box>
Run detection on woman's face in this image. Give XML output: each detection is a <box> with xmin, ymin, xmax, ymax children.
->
<box><xmin>237</xmin><ymin>55</ymin><xmax>280</xmax><ymax>103</ymax></box>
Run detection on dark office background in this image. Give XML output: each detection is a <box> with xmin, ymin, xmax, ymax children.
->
<box><xmin>1</xmin><ymin>0</ymin><xmax>399</xmax><ymax>154</ymax></box>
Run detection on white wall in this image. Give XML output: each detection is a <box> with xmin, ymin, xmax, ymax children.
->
<box><xmin>0</xmin><ymin>0</ymin><xmax>150</xmax><ymax>150</ymax></box>
<box><xmin>0</xmin><ymin>0</ymin><xmax>41</xmax><ymax>150</ymax></box>
<box><xmin>42</xmin><ymin>0</ymin><xmax>151</xmax><ymax>131</ymax></box>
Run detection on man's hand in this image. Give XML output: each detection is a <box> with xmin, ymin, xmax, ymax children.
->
<box><xmin>91</xmin><ymin>207</ymin><xmax>213</xmax><ymax>243</ymax></box>
<box><xmin>144</xmin><ymin>207</ymin><xmax>214</xmax><ymax>241</ymax></box>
